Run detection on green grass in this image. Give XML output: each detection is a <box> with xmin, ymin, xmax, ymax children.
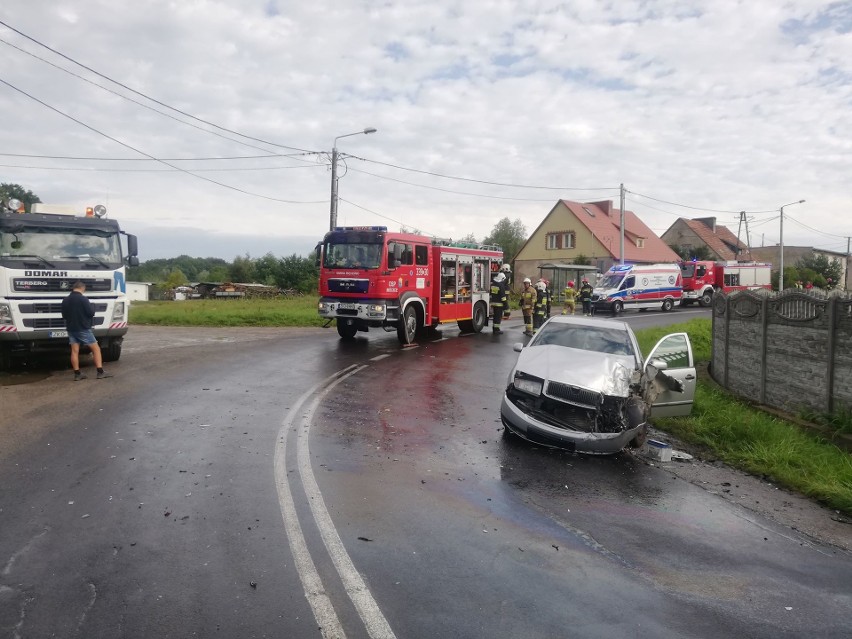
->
<box><xmin>129</xmin><ymin>298</ymin><xmax>325</xmax><ymax>327</ymax></box>
<box><xmin>128</xmin><ymin>303</ymin><xmax>852</xmax><ymax>515</ymax></box>
<box><xmin>634</xmin><ymin>319</ymin><xmax>852</xmax><ymax>515</ymax></box>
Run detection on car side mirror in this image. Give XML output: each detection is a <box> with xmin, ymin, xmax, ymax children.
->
<box><xmin>646</xmin><ymin>358</ymin><xmax>668</xmax><ymax>373</ymax></box>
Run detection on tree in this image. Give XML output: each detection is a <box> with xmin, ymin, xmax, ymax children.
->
<box><xmin>0</xmin><ymin>182</ymin><xmax>41</xmax><ymax>212</ymax></box>
<box><xmin>230</xmin><ymin>255</ymin><xmax>255</xmax><ymax>283</ymax></box>
<box><xmin>163</xmin><ymin>268</ymin><xmax>188</xmax><ymax>288</ymax></box>
<box><xmin>668</xmin><ymin>244</ymin><xmax>712</xmax><ymax>261</ymax></box>
<box><xmin>573</xmin><ymin>253</ymin><xmax>592</xmax><ymax>266</ymax></box>
<box><xmin>796</xmin><ymin>253</ymin><xmax>843</xmax><ymax>289</ymax></box>
<box><xmin>483</xmin><ymin>218</ymin><xmax>527</xmax><ymax>262</ymax></box>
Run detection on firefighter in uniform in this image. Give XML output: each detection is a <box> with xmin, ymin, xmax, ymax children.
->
<box><xmin>519</xmin><ymin>277</ymin><xmax>537</xmax><ymax>336</ymax></box>
<box><xmin>533</xmin><ymin>281</ymin><xmax>549</xmax><ymax>332</ymax></box>
<box><xmin>500</xmin><ymin>264</ymin><xmax>512</xmax><ymax>321</ymax></box>
<box><xmin>490</xmin><ymin>271</ymin><xmax>508</xmax><ymax>333</ymax></box>
<box><xmin>562</xmin><ymin>280</ymin><xmax>577</xmax><ymax>315</ymax></box>
<box><xmin>579</xmin><ymin>277</ymin><xmax>594</xmax><ymax>315</ymax></box>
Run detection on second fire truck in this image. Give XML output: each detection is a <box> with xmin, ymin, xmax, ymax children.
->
<box><xmin>317</xmin><ymin>226</ymin><xmax>503</xmax><ymax>344</ymax></box>
<box><xmin>679</xmin><ymin>260</ymin><xmax>772</xmax><ymax>306</ymax></box>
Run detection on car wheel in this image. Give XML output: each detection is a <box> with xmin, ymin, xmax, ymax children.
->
<box><xmin>661</xmin><ymin>298</ymin><xmax>674</xmax><ymax>312</ymax></box>
<box><xmin>612</xmin><ymin>300</ymin><xmax>623</xmax><ymax>314</ymax></box>
<box><xmin>699</xmin><ymin>290</ymin><xmax>713</xmax><ymax>307</ymax></box>
<box><xmin>337</xmin><ymin>321</ymin><xmax>357</xmax><ymax>339</ymax></box>
<box><xmin>397</xmin><ymin>305</ymin><xmax>418</xmax><ymax>344</ymax></box>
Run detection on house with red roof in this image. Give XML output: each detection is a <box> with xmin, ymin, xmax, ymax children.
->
<box><xmin>660</xmin><ymin>217</ymin><xmax>751</xmax><ymax>261</ymax></box>
<box><xmin>511</xmin><ymin>199</ymin><xmax>680</xmax><ymax>292</ymax></box>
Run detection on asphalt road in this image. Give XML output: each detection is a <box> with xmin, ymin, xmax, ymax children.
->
<box><xmin>1</xmin><ymin>309</ymin><xmax>851</xmax><ymax>638</ymax></box>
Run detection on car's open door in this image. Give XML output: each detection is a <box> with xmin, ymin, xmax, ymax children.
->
<box><xmin>644</xmin><ymin>332</ymin><xmax>696</xmax><ymax>418</ymax></box>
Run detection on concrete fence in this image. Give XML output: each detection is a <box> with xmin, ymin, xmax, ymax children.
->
<box><xmin>711</xmin><ymin>290</ymin><xmax>852</xmax><ymax>416</ymax></box>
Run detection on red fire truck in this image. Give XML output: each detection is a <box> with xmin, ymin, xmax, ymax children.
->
<box><xmin>679</xmin><ymin>260</ymin><xmax>772</xmax><ymax>306</ymax></box>
<box><xmin>317</xmin><ymin>226</ymin><xmax>504</xmax><ymax>344</ymax></box>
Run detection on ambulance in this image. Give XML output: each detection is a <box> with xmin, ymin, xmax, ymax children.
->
<box><xmin>592</xmin><ymin>263</ymin><xmax>683</xmax><ymax>314</ymax></box>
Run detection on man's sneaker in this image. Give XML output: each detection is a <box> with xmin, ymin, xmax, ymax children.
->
<box><xmin>74</xmin><ymin>372</ymin><xmax>88</xmax><ymax>381</ymax></box>
<box><xmin>97</xmin><ymin>371</ymin><xmax>113</xmax><ymax>379</ymax></box>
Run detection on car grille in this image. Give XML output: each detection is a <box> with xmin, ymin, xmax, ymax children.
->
<box><xmin>545</xmin><ymin>381</ymin><xmax>602</xmax><ymax>409</ymax></box>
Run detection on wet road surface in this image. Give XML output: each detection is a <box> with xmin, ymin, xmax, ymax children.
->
<box><xmin>1</xmin><ymin>314</ymin><xmax>850</xmax><ymax>638</ymax></box>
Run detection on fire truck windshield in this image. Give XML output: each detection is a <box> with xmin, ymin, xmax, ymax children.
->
<box><xmin>0</xmin><ymin>227</ymin><xmax>122</xmax><ymax>265</ymax></box>
<box><xmin>323</xmin><ymin>241</ymin><xmax>382</xmax><ymax>270</ymax></box>
<box><xmin>680</xmin><ymin>264</ymin><xmax>696</xmax><ymax>277</ymax></box>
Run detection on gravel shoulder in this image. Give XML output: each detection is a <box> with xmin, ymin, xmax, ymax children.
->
<box><xmin>639</xmin><ymin>426</ymin><xmax>852</xmax><ymax>552</ymax></box>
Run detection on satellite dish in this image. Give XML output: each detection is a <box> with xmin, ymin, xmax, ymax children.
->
<box><xmin>93</xmin><ymin>204</ymin><xmax>108</xmax><ymax>218</ymax></box>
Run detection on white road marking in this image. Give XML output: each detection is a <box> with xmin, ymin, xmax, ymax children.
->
<box><xmin>275</xmin><ymin>364</ymin><xmax>397</xmax><ymax>639</ymax></box>
<box><xmin>275</xmin><ymin>373</ymin><xmax>350</xmax><ymax>639</ymax></box>
<box><xmin>370</xmin><ymin>354</ymin><xmax>391</xmax><ymax>362</ymax></box>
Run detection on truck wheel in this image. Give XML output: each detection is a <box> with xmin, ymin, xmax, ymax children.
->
<box><xmin>336</xmin><ymin>321</ymin><xmax>357</xmax><ymax>339</ymax></box>
<box><xmin>661</xmin><ymin>298</ymin><xmax>674</xmax><ymax>312</ymax></box>
<box><xmin>103</xmin><ymin>341</ymin><xmax>122</xmax><ymax>362</ymax></box>
<box><xmin>0</xmin><ymin>345</ymin><xmax>11</xmax><ymax>372</ymax></box>
<box><xmin>612</xmin><ymin>301</ymin><xmax>623</xmax><ymax>315</ymax></box>
<box><xmin>397</xmin><ymin>305</ymin><xmax>418</xmax><ymax>344</ymax></box>
<box><xmin>472</xmin><ymin>302</ymin><xmax>486</xmax><ymax>332</ymax></box>
<box><xmin>699</xmin><ymin>290</ymin><xmax>713</xmax><ymax>307</ymax></box>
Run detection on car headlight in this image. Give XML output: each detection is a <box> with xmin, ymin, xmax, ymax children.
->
<box><xmin>513</xmin><ymin>372</ymin><xmax>543</xmax><ymax>397</ymax></box>
<box><xmin>0</xmin><ymin>302</ymin><xmax>12</xmax><ymax>325</ymax></box>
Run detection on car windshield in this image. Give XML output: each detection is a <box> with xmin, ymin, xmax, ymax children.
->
<box><xmin>532</xmin><ymin>323</ymin><xmax>635</xmax><ymax>356</ymax></box>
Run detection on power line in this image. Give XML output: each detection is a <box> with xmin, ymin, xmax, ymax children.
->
<box><xmin>350</xmin><ymin>154</ymin><xmax>617</xmax><ymax>191</ymax></box>
<box><xmin>0</xmin><ymin>152</ymin><xmax>310</xmax><ymax>161</ymax></box>
<box><xmin>0</xmin><ymin>21</ymin><xmax>319</xmax><ymax>155</ymax></box>
<box><xmin>627</xmin><ymin>189</ymin><xmax>778</xmax><ymax>214</ymax></box>
<box><xmin>345</xmin><ymin>165</ymin><xmax>561</xmax><ymax>202</ymax></box>
<box><xmin>0</xmin><ymin>76</ymin><xmax>326</xmax><ymax>205</ymax></box>
<box><xmin>337</xmin><ymin>198</ymin><xmax>417</xmax><ymax>232</ymax></box>
<box><xmin>0</xmin><ymin>162</ymin><xmax>324</xmax><ymax>173</ymax></box>
<box><xmin>785</xmin><ymin>213</ymin><xmax>851</xmax><ymax>240</ymax></box>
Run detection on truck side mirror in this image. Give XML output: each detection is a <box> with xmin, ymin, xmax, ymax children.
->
<box><xmin>127</xmin><ymin>234</ymin><xmax>139</xmax><ymax>257</ymax></box>
<box><xmin>128</xmin><ymin>256</ymin><xmax>140</xmax><ymax>267</ymax></box>
<box><xmin>315</xmin><ymin>243</ymin><xmax>322</xmax><ymax>268</ymax></box>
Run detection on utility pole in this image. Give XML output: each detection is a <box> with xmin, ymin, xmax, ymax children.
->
<box><xmin>328</xmin><ymin>127</ymin><xmax>377</xmax><ymax>231</ymax></box>
<box><xmin>619</xmin><ymin>183</ymin><xmax>625</xmax><ymax>265</ymax></box>
<box><xmin>778</xmin><ymin>199</ymin><xmax>805</xmax><ymax>292</ymax></box>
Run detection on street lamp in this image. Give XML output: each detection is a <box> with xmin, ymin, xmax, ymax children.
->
<box><xmin>778</xmin><ymin>199</ymin><xmax>805</xmax><ymax>292</ymax></box>
<box><xmin>329</xmin><ymin>127</ymin><xmax>377</xmax><ymax>231</ymax></box>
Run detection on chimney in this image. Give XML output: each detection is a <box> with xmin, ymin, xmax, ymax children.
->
<box><xmin>589</xmin><ymin>200</ymin><xmax>614</xmax><ymax>216</ymax></box>
<box><xmin>695</xmin><ymin>217</ymin><xmax>716</xmax><ymax>233</ymax></box>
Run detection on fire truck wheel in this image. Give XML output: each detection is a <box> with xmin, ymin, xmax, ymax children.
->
<box><xmin>397</xmin><ymin>305</ymin><xmax>418</xmax><ymax>344</ymax></box>
<box><xmin>472</xmin><ymin>302</ymin><xmax>487</xmax><ymax>332</ymax></box>
<box><xmin>699</xmin><ymin>290</ymin><xmax>713</xmax><ymax>307</ymax></box>
<box><xmin>661</xmin><ymin>298</ymin><xmax>674</xmax><ymax>312</ymax></box>
<box><xmin>0</xmin><ymin>345</ymin><xmax>11</xmax><ymax>372</ymax></box>
<box><xmin>336</xmin><ymin>321</ymin><xmax>357</xmax><ymax>339</ymax></box>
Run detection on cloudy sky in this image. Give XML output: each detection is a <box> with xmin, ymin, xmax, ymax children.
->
<box><xmin>1</xmin><ymin>1</ymin><xmax>850</xmax><ymax>261</ymax></box>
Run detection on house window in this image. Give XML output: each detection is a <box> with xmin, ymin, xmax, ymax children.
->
<box><xmin>636</xmin><ymin>238</ymin><xmax>645</xmax><ymax>248</ymax></box>
<box><xmin>546</xmin><ymin>231</ymin><xmax>576</xmax><ymax>250</ymax></box>
<box><xmin>582</xmin><ymin>206</ymin><xmax>595</xmax><ymax>217</ymax></box>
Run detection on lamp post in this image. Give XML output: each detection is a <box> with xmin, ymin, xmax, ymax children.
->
<box><xmin>329</xmin><ymin>127</ymin><xmax>377</xmax><ymax>231</ymax></box>
<box><xmin>778</xmin><ymin>199</ymin><xmax>805</xmax><ymax>292</ymax></box>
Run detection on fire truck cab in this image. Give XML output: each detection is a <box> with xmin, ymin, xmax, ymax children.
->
<box><xmin>317</xmin><ymin>226</ymin><xmax>503</xmax><ymax>344</ymax></box>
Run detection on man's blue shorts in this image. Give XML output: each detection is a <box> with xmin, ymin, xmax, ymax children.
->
<box><xmin>68</xmin><ymin>329</ymin><xmax>97</xmax><ymax>345</ymax></box>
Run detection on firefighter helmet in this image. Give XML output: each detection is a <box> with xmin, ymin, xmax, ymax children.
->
<box><xmin>500</xmin><ymin>263</ymin><xmax>511</xmax><ymax>273</ymax></box>
<box><xmin>568</xmin><ymin>280</ymin><xmax>575</xmax><ymax>287</ymax></box>
<box><xmin>493</xmin><ymin>272</ymin><xmax>506</xmax><ymax>283</ymax></box>
<box><xmin>523</xmin><ymin>277</ymin><xmax>531</xmax><ymax>284</ymax></box>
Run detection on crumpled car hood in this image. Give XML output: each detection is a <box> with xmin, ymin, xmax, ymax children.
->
<box><xmin>514</xmin><ymin>345</ymin><xmax>637</xmax><ymax>397</ymax></box>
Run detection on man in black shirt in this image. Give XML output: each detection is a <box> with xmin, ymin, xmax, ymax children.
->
<box><xmin>60</xmin><ymin>281</ymin><xmax>113</xmax><ymax>380</ymax></box>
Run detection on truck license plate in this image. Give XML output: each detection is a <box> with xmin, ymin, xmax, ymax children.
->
<box><xmin>337</xmin><ymin>303</ymin><xmax>357</xmax><ymax>310</ymax></box>
<box><xmin>49</xmin><ymin>330</ymin><xmax>68</xmax><ymax>338</ymax></box>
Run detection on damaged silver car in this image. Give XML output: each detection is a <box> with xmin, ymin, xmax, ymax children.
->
<box><xmin>500</xmin><ymin>316</ymin><xmax>695</xmax><ymax>454</ymax></box>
